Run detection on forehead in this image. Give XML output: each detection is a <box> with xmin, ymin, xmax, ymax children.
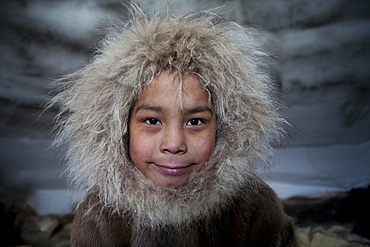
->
<box><xmin>135</xmin><ymin>71</ymin><xmax>211</xmax><ymax>109</ymax></box>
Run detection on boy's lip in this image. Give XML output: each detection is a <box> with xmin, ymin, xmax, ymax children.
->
<box><xmin>153</xmin><ymin>163</ymin><xmax>191</xmax><ymax>175</ymax></box>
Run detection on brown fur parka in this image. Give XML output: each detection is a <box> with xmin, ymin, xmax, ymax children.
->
<box><xmin>51</xmin><ymin>5</ymin><xmax>298</xmax><ymax>247</ymax></box>
<box><xmin>72</xmin><ymin>177</ymin><xmax>296</xmax><ymax>247</ymax></box>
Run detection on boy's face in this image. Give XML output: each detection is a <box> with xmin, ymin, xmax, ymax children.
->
<box><xmin>129</xmin><ymin>71</ymin><xmax>216</xmax><ymax>189</ymax></box>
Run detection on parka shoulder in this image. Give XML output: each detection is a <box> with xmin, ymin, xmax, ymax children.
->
<box><xmin>71</xmin><ymin>193</ymin><xmax>131</xmax><ymax>247</ymax></box>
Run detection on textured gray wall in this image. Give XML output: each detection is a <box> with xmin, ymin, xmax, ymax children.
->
<box><xmin>1</xmin><ymin>0</ymin><xmax>369</xmax><ymax>214</ymax></box>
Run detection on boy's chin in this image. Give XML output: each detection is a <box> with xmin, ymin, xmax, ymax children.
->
<box><xmin>150</xmin><ymin>174</ymin><xmax>191</xmax><ymax>189</ymax></box>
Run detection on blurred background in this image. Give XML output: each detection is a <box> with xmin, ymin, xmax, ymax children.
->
<box><xmin>1</xmin><ymin>0</ymin><xmax>369</xmax><ymax>216</ymax></box>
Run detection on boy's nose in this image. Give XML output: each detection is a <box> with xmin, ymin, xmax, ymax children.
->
<box><xmin>160</xmin><ymin>126</ymin><xmax>187</xmax><ymax>154</ymax></box>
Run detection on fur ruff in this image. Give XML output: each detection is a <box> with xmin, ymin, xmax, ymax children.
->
<box><xmin>51</xmin><ymin>7</ymin><xmax>284</xmax><ymax>228</ymax></box>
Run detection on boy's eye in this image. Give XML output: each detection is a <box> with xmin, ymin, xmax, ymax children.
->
<box><xmin>186</xmin><ymin>118</ymin><xmax>204</xmax><ymax>126</ymax></box>
<box><xmin>143</xmin><ymin>118</ymin><xmax>161</xmax><ymax>125</ymax></box>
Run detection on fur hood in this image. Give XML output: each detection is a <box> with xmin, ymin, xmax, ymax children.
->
<box><xmin>51</xmin><ymin>7</ymin><xmax>284</xmax><ymax>228</ymax></box>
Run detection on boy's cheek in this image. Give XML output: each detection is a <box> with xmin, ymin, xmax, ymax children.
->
<box><xmin>129</xmin><ymin>144</ymin><xmax>148</xmax><ymax>171</ymax></box>
<box><xmin>194</xmin><ymin>131</ymin><xmax>216</xmax><ymax>152</ymax></box>
<box><xmin>130</xmin><ymin>136</ymin><xmax>150</xmax><ymax>155</ymax></box>
<box><xmin>129</xmin><ymin>133</ymin><xmax>146</xmax><ymax>162</ymax></box>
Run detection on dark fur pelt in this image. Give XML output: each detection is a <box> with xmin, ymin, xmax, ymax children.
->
<box><xmin>72</xmin><ymin>177</ymin><xmax>297</xmax><ymax>247</ymax></box>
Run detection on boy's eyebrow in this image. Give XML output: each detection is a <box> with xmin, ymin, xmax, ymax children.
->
<box><xmin>135</xmin><ymin>104</ymin><xmax>163</xmax><ymax>114</ymax></box>
<box><xmin>184</xmin><ymin>106</ymin><xmax>214</xmax><ymax>115</ymax></box>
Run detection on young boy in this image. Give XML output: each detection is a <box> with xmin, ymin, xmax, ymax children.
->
<box><xmin>52</xmin><ymin>6</ymin><xmax>298</xmax><ymax>247</ymax></box>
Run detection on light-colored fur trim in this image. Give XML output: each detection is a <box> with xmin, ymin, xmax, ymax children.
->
<box><xmin>50</xmin><ymin>6</ymin><xmax>284</xmax><ymax>227</ymax></box>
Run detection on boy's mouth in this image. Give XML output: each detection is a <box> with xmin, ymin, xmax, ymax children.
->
<box><xmin>153</xmin><ymin>163</ymin><xmax>192</xmax><ymax>175</ymax></box>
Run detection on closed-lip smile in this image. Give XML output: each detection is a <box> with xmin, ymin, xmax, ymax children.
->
<box><xmin>153</xmin><ymin>163</ymin><xmax>191</xmax><ymax>175</ymax></box>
